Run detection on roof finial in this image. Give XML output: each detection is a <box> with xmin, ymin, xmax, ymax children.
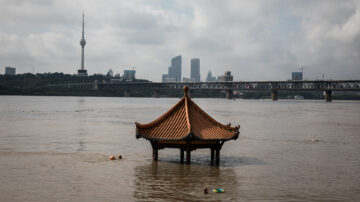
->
<box><xmin>184</xmin><ymin>86</ymin><xmax>189</xmax><ymax>97</ymax></box>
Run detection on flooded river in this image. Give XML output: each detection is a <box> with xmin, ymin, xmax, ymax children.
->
<box><xmin>0</xmin><ymin>96</ymin><xmax>359</xmax><ymax>201</ymax></box>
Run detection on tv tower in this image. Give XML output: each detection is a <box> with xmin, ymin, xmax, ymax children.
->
<box><xmin>77</xmin><ymin>12</ymin><xmax>88</xmax><ymax>76</ymax></box>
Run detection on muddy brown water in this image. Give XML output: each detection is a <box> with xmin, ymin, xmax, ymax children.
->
<box><xmin>1</xmin><ymin>96</ymin><xmax>359</xmax><ymax>201</ymax></box>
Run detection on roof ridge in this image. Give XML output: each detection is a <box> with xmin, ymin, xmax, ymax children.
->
<box><xmin>187</xmin><ymin>98</ymin><xmax>240</xmax><ymax>131</ymax></box>
<box><xmin>136</xmin><ymin>97</ymin><xmax>185</xmax><ymax>129</ymax></box>
<box><xmin>184</xmin><ymin>96</ymin><xmax>191</xmax><ymax>133</ymax></box>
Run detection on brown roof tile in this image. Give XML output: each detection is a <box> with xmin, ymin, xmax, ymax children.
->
<box><xmin>136</xmin><ymin>86</ymin><xmax>240</xmax><ymax>141</ymax></box>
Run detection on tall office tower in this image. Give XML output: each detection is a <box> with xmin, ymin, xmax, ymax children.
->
<box><xmin>162</xmin><ymin>55</ymin><xmax>182</xmax><ymax>82</ymax></box>
<box><xmin>190</xmin><ymin>58</ymin><xmax>200</xmax><ymax>82</ymax></box>
<box><xmin>77</xmin><ymin>13</ymin><xmax>88</xmax><ymax>76</ymax></box>
<box><xmin>171</xmin><ymin>55</ymin><xmax>182</xmax><ymax>82</ymax></box>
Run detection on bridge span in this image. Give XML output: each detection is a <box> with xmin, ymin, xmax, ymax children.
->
<box><xmin>49</xmin><ymin>80</ymin><xmax>360</xmax><ymax>102</ymax></box>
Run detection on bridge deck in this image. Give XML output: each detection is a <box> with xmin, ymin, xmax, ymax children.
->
<box><xmin>47</xmin><ymin>80</ymin><xmax>360</xmax><ymax>91</ymax></box>
<box><xmin>96</xmin><ymin>80</ymin><xmax>360</xmax><ymax>91</ymax></box>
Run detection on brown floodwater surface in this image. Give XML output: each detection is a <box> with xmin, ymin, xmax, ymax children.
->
<box><xmin>0</xmin><ymin>96</ymin><xmax>359</xmax><ymax>201</ymax></box>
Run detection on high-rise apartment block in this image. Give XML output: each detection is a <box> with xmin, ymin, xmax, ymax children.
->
<box><xmin>5</xmin><ymin>66</ymin><xmax>16</xmax><ymax>75</ymax></box>
<box><xmin>221</xmin><ymin>71</ymin><xmax>233</xmax><ymax>81</ymax></box>
<box><xmin>190</xmin><ymin>58</ymin><xmax>200</xmax><ymax>82</ymax></box>
<box><xmin>123</xmin><ymin>69</ymin><xmax>136</xmax><ymax>81</ymax></box>
<box><xmin>292</xmin><ymin>72</ymin><xmax>303</xmax><ymax>80</ymax></box>
<box><xmin>162</xmin><ymin>55</ymin><xmax>182</xmax><ymax>82</ymax></box>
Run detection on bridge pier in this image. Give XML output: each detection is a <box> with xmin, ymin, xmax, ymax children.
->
<box><xmin>153</xmin><ymin>90</ymin><xmax>160</xmax><ymax>98</ymax></box>
<box><xmin>124</xmin><ymin>89</ymin><xmax>131</xmax><ymax>97</ymax></box>
<box><xmin>93</xmin><ymin>81</ymin><xmax>98</xmax><ymax>90</ymax></box>
<box><xmin>189</xmin><ymin>90</ymin><xmax>194</xmax><ymax>97</ymax></box>
<box><xmin>324</xmin><ymin>90</ymin><xmax>332</xmax><ymax>102</ymax></box>
<box><xmin>226</xmin><ymin>90</ymin><xmax>233</xmax><ymax>99</ymax></box>
<box><xmin>271</xmin><ymin>90</ymin><xmax>278</xmax><ymax>101</ymax></box>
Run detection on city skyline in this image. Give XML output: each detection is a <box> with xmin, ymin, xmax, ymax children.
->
<box><xmin>1</xmin><ymin>1</ymin><xmax>360</xmax><ymax>81</ymax></box>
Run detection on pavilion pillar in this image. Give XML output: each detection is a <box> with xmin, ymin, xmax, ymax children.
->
<box><xmin>210</xmin><ymin>148</ymin><xmax>215</xmax><ymax>164</ymax></box>
<box><xmin>151</xmin><ymin>141</ymin><xmax>158</xmax><ymax>161</ymax></box>
<box><xmin>186</xmin><ymin>149</ymin><xmax>191</xmax><ymax>164</ymax></box>
<box><xmin>324</xmin><ymin>90</ymin><xmax>332</xmax><ymax>102</ymax></box>
<box><xmin>215</xmin><ymin>148</ymin><xmax>220</xmax><ymax>165</ymax></box>
<box><xmin>186</xmin><ymin>142</ymin><xmax>191</xmax><ymax>164</ymax></box>
<box><xmin>152</xmin><ymin>148</ymin><xmax>158</xmax><ymax>161</ymax></box>
<box><xmin>271</xmin><ymin>90</ymin><xmax>278</xmax><ymax>101</ymax></box>
<box><xmin>180</xmin><ymin>149</ymin><xmax>184</xmax><ymax>164</ymax></box>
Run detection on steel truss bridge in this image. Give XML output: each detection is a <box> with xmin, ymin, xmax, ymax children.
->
<box><xmin>49</xmin><ymin>80</ymin><xmax>360</xmax><ymax>101</ymax></box>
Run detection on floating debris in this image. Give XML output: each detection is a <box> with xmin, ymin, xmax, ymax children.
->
<box><xmin>212</xmin><ymin>189</ymin><xmax>225</xmax><ymax>193</ymax></box>
<box><xmin>203</xmin><ymin>187</ymin><xmax>208</xmax><ymax>194</ymax></box>
<box><xmin>109</xmin><ymin>155</ymin><xmax>115</xmax><ymax>160</ymax></box>
<box><xmin>119</xmin><ymin>155</ymin><xmax>122</xmax><ymax>159</ymax></box>
<box><xmin>312</xmin><ymin>139</ymin><xmax>320</xmax><ymax>142</ymax></box>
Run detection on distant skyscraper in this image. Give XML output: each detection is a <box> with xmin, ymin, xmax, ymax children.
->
<box><xmin>162</xmin><ymin>55</ymin><xmax>182</xmax><ymax>82</ymax></box>
<box><xmin>123</xmin><ymin>69</ymin><xmax>136</xmax><ymax>81</ymax></box>
<box><xmin>77</xmin><ymin>13</ymin><xmax>88</xmax><ymax>76</ymax></box>
<box><xmin>106</xmin><ymin>69</ymin><xmax>113</xmax><ymax>77</ymax></box>
<box><xmin>221</xmin><ymin>71</ymin><xmax>233</xmax><ymax>81</ymax></box>
<box><xmin>206</xmin><ymin>70</ymin><xmax>216</xmax><ymax>82</ymax></box>
<box><xmin>292</xmin><ymin>72</ymin><xmax>303</xmax><ymax>80</ymax></box>
<box><xmin>190</xmin><ymin>58</ymin><xmax>200</xmax><ymax>82</ymax></box>
<box><xmin>171</xmin><ymin>55</ymin><xmax>181</xmax><ymax>82</ymax></box>
<box><xmin>5</xmin><ymin>66</ymin><xmax>16</xmax><ymax>75</ymax></box>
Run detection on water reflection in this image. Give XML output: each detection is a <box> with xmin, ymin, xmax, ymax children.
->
<box><xmin>150</xmin><ymin>154</ymin><xmax>265</xmax><ymax>168</ymax></box>
<box><xmin>77</xmin><ymin>141</ymin><xmax>86</xmax><ymax>152</ymax></box>
<box><xmin>77</xmin><ymin>98</ymin><xmax>85</xmax><ymax>105</ymax></box>
<box><xmin>133</xmin><ymin>160</ymin><xmax>240</xmax><ymax>201</ymax></box>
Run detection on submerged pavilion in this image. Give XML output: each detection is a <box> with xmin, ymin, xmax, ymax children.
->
<box><xmin>135</xmin><ymin>86</ymin><xmax>240</xmax><ymax>165</ymax></box>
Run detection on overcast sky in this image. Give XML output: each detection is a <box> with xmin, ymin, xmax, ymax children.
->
<box><xmin>0</xmin><ymin>0</ymin><xmax>359</xmax><ymax>81</ymax></box>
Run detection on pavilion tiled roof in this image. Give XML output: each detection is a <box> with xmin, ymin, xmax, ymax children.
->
<box><xmin>135</xmin><ymin>86</ymin><xmax>240</xmax><ymax>141</ymax></box>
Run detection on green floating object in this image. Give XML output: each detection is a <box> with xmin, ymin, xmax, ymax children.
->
<box><xmin>212</xmin><ymin>189</ymin><xmax>225</xmax><ymax>193</ymax></box>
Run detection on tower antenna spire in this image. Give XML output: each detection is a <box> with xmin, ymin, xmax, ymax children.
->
<box><xmin>82</xmin><ymin>12</ymin><xmax>85</xmax><ymax>39</ymax></box>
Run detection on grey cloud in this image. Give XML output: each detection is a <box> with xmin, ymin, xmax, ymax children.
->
<box><xmin>0</xmin><ymin>0</ymin><xmax>359</xmax><ymax>80</ymax></box>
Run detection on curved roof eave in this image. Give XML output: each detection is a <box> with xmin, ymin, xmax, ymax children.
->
<box><xmin>135</xmin><ymin>86</ymin><xmax>240</xmax><ymax>141</ymax></box>
<box><xmin>136</xmin><ymin>130</ymin><xmax>239</xmax><ymax>142</ymax></box>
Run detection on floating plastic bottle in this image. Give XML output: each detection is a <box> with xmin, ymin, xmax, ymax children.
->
<box><xmin>212</xmin><ymin>189</ymin><xmax>225</xmax><ymax>193</ymax></box>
